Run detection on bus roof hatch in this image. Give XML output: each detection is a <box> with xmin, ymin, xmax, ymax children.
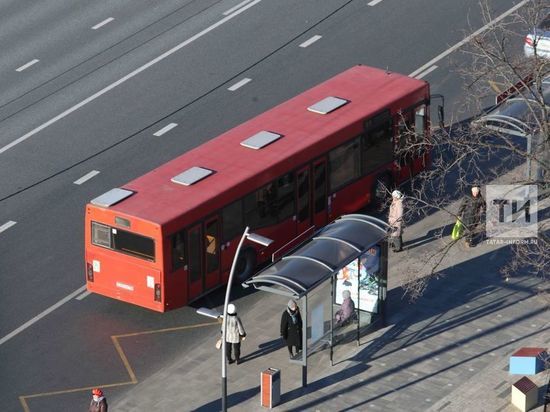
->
<box><xmin>240</xmin><ymin>131</ymin><xmax>283</xmax><ymax>150</ymax></box>
<box><xmin>171</xmin><ymin>166</ymin><xmax>214</xmax><ymax>186</ymax></box>
<box><xmin>307</xmin><ymin>96</ymin><xmax>349</xmax><ymax>114</ymax></box>
<box><xmin>91</xmin><ymin>188</ymin><xmax>134</xmax><ymax>207</ymax></box>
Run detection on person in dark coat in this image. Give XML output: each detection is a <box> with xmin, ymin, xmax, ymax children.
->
<box><xmin>280</xmin><ymin>300</ymin><xmax>302</xmax><ymax>357</ymax></box>
<box><xmin>458</xmin><ymin>185</ymin><xmax>485</xmax><ymax>246</ymax></box>
<box><xmin>89</xmin><ymin>388</ymin><xmax>108</xmax><ymax>412</ymax></box>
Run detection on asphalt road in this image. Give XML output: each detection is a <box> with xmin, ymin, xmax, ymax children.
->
<box><xmin>0</xmin><ymin>0</ymin><xmax>529</xmax><ymax>410</ymax></box>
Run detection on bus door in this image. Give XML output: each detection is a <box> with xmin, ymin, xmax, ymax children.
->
<box><xmin>296</xmin><ymin>166</ymin><xmax>311</xmax><ymax>234</ymax></box>
<box><xmin>187</xmin><ymin>224</ymin><xmax>203</xmax><ymax>300</ymax></box>
<box><xmin>204</xmin><ymin>217</ymin><xmax>221</xmax><ymax>290</ymax></box>
<box><xmin>313</xmin><ymin>159</ymin><xmax>328</xmax><ymax>228</ymax></box>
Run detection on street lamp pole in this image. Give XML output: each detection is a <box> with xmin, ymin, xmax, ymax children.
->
<box><xmin>221</xmin><ymin>226</ymin><xmax>272</xmax><ymax>412</ymax></box>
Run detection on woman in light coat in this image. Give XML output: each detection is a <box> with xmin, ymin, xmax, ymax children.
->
<box><xmin>388</xmin><ymin>190</ymin><xmax>404</xmax><ymax>252</ymax></box>
<box><xmin>222</xmin><ymin>303</ymin><xmax>246</xmax><ymax>364</ymax></box>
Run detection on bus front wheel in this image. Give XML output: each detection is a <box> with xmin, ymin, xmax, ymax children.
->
<box><xmin>235</xmin><ymin>248</ymin><xmax>257</xmax><ymax>281</ymax></box>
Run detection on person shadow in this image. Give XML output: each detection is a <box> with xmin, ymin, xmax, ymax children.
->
<box><xmin>239</xmin><ymin>338</ymin><xmax>285</xmax><ymax>363</ymax></box>
<box><xmin>402</xmin><ymin>223</ymin><xmax>453</xmax><ymax>251</ymax></box>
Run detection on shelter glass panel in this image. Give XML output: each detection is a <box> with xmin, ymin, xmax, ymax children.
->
<box><xmin>306</xmin><ymin>278</ymin><xmax>332</xmax><ymax>361</ymax></box>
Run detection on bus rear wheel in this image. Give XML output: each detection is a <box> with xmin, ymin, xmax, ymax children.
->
<box><xmin>235</xmin><ymin>248</ymin><xmax>257</xmax><ymax>282</ymax></box>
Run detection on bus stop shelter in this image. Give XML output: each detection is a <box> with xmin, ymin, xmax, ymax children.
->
<box><xmin>243</xmin><ymin>214</ymin><xmax>389</xmax><ymax>387</ymax></box>
<box><xmin>472</xmin><ymin>75</ymin><xmax>549</xmax><ymax>187</ymax></box>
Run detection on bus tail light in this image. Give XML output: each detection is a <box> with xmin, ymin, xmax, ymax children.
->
<box><xmin>154</xmin><ymin>283</ymin><xmax>161</xmax><ymax>302</ymax></box>
<box><xmin>86</xmin><ymin>263</ymin><xmax>94</xmax><ymax>282</ymax></box>
<box><xmin>525</xmin><ymin>35</ymin><xmax>533</xmax><ymax>46</ymax></box>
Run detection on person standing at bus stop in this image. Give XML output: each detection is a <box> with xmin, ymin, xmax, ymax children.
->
<box><xmin>280</xmin><ymin>300</ymin><xmax>302</xmax><ymax>358</ymax></box>
<box><xmin>388</xmin><ymin>190</ymin><xmax>404</xmax><ymax>252</ymax></box>
<box><xmin>88</xmin><ymin>388</ymin><xmax>108</xmax><ymax>412</ymax></box>
<box><xmin>222</xmin><ymin>303</ymin><xmax>246</xmax><ymax>365</ymax></box>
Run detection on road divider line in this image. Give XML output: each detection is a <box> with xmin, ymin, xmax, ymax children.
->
<box><xmin>73</xmin><ymin>170</ymin><xmax>100</xmax><ymax>185</ymax></box>
<box><xmin>299</xmin><ymin>35</ymin><xmax>322</xmax><ymax>48</ymax></box>
<box><xmin>92</xmin><ymin>17</ymin><xmax>115</xmax><ymax>30</ymax></box>
<box><xmin>409</xmin><ymin>0</ymin><xmax>529</xmax><ymax>78</ymax></box>
<box><xmin>16</xmin><ymin>59</ymin><xmax>39</xmax><ymax>72</ymax></box>
<box><xmin>0</xmin><ymin>285</ymin><xmax>86</xmax><ymax>346</ymax></box>
<box><xmin>153</xmin><ymin>123</ymin><xmax>178</xmax><ymax>136</ymax></box>
<box><xmin>0</xmin><ymin>221</ymin><xmax>17</xmax><ymax>233</ymax></box>
<box><xmin>0</xmin><ymin>0</ymin><xmax>263</xmax><ymax>156</ymax></box>
<box><xmin>223</xmin><ymin>0</ymin><xmax>253</xmax><ymax>15</ymax></box>
<box><xmin>228</xmin><ymin>78</ymin><xmax>252</xmax><ymax>91</ymax></box>
<box><xmin>368</xmin><ymin>0</ymin><xmax>384</xmax><ymax>6</ymax></box>
<box><xmin>415</xmin><ymin>65</ymin><xmax>438</xmax><ymax>79</ymax></box>
<box><xmin>75</xmin><ymin>290</ymin><xmax>92</xmax><ymax>300</ymax></box>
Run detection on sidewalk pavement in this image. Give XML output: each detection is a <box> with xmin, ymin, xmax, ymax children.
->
<box><xmin>112</xmin><ymin>206</ymin><xmax>550</xmax><ymax>411</ymax></box>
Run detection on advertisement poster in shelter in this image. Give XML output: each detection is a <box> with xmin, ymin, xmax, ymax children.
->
<box><xmin>335</xmin><ymin>246</ymin><xmax>380</xmax><ymax>313</ymax></box>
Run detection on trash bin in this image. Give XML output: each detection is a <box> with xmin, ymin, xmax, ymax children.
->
<box><xmin>261</xmin><ymin>368</ymin><xmax>280</xmax><ymax>408</ymax></box>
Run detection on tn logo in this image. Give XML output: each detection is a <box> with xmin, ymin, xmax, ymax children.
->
<box><xmin>492</xmin><ymin>199</ymin><xmax>531</xmax><ymax>223</ymax></box>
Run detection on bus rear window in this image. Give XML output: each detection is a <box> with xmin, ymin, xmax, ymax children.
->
<box><xmin>92</xmin><ymin>221</ymin><xmax>155</xmax><ymax>261</ymax></box>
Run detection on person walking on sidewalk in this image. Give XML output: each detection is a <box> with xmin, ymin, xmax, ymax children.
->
<box><xmin>222</xmin><ymin>303</ymin><xmax>246</xmax><ymax>365</ymax></box>
<box><xmin>88</xmin><ymin>388</ymin><xmax>108</xmax><ymax>412</ymax></box>
<box><xmin>280</xmin><ymin>300</ymin><xmax>302</xmax><ymax>358</ymax></box>
<box><xmin>388</xmin><ymin>190</ymin><xmax>404</xmax><ymax>252</ymax></box>
<box><xmin>458</xmin><ymin>185</ymin><xmax>485</xmax><ymax>247</ymax></box>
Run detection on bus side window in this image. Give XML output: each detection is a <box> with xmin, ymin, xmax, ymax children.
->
<box><xmin>171</xmin><ymin>230</ymin><xmax>186</xmax><ymax>271</ymax></box>
<box><xmin>276</xmin><ymin>172</ymin><xmax>295</xmax><ymax>221</ymax></box>
<box><xmin>222</xmin><ymin>200</ymin><xmax>244</xmax><ymax>241</ymax></box>
<box><xmin>244</xmin><ymin>183</ymin><xmax>277</xmax><ymax>229</ymax></box>
<box><xmin>328</xmin><ymin>137</ymin><xmax>361</xmax><ymax>191</ymax></box>
<box><xmin>362</xmin><ymin>111</ymin><xmax>393</xmax><ymax>174</ymax></box>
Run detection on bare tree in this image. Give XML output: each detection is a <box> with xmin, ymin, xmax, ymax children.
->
<box><xmin>394</xmin><ymin>0</ymin><xmax>549</xmax><ymax>301</ymax></box>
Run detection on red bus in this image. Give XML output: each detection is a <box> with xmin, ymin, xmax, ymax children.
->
<box><xmin>85</xmin><ymin>65</ymin><xmax>431</xmax><ymax>312</ymax></box>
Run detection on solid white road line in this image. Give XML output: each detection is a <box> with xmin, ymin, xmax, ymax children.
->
<box><xmin>92</xmin><ymin>17</ymin><xmax>115</xmax><ymax>30</ymax></box>
<box><xmin>0</xmin><ymin>0</ymin><xmax>263</xmax><ymax>156</ymax></box>
<box><xmin>228</xmin><ymin>78</ymin><xmax>252</xmax><ymax>91</ymax></box>
<box><xmin>415</xmin><ymin>65</ymin><xmax>438</xmax><ymax>79</ymax></box>
<box><xmin>409</xmin><ymin>0</ymin><xmax>530</xmax><ymax>78</ymax></box>
<box><xmin>153</xmin><ymin>122</ymin><xmax>178</xmax><ymax>136</ymax></box>
<box><xmin>75</xmin><ymin>290</ymin><xmax>92</xmax><ymax>301</ymax></box>
<box><xmin>16</xmin><ymin>59</ymin><xmax>39</xmax><ymax>72</ymax></box>
<box><xmin>223</xmin><ymin>0</ymin><xmax>253</xmax><ymax>15</ymax></box>
<box><xmin>0</xmin><ymin>285</ymin><xmax>86</xmax><ymax>346</ymax></box>
<box><xmin>368</xmin><ymin>0</ymin><xmax>384</xmax><ymax>6</ymax></box>
<box><xmin>299</xmin><ymin>35</ymin><xmax>322</xmax><ymax>48</ymax></box>
<box><xmin>73</xmin><ymin>170</ymin><xmax>100</xmax><ymax>185</ymax></box>
<box><xmin>0</xmin><ymin>221</ymin><xmax>17</xmax><ymax>233</ymax></box>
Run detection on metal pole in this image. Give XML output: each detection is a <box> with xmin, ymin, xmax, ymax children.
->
<box><xmin>221</xmin><ymin>226</ymin><xmax>250</xmax><ymax>412</ymax></box>
<box><xmin>526</xmin><ymin>134</ymin><xmax>532</xmax><ymax>182</ymax></box>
